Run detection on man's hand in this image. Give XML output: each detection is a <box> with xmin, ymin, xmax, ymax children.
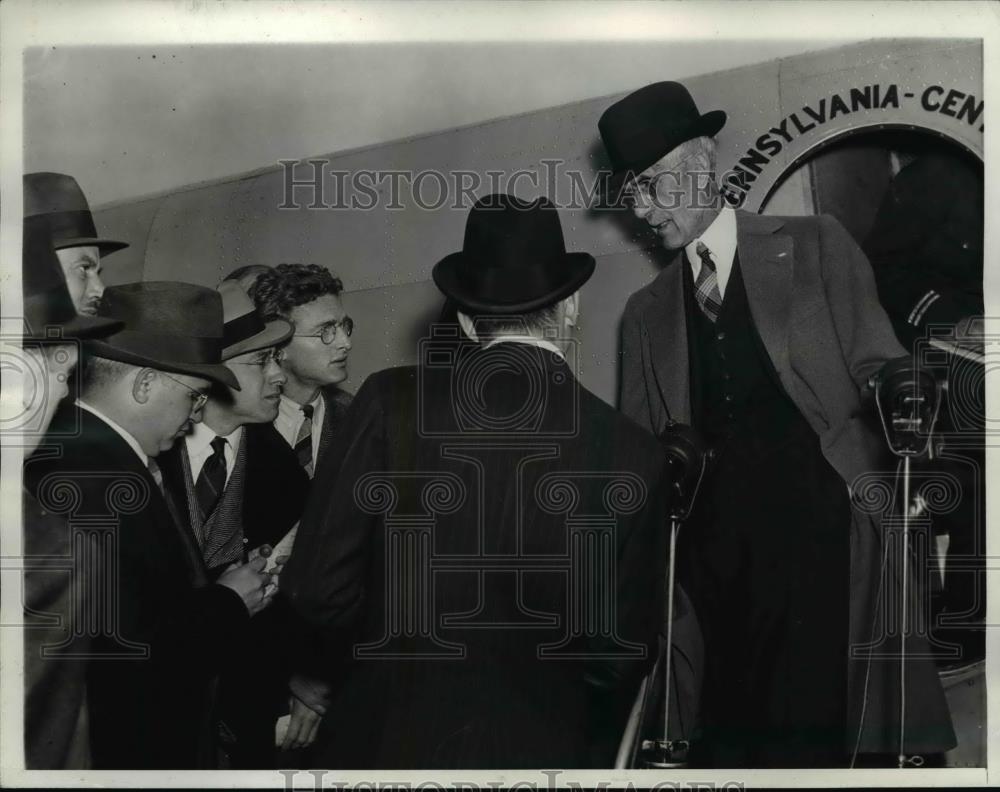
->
<box><xmin>280</xmin><ymin>695</ymin><xmax>322</xmax><ymax>751</ymax></box>
<box><xmin>217</xmin><ymin>556</ymin><xmax>274</xmax><ymax>617</ymax></box>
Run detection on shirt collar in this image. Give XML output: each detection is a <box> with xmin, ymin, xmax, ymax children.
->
<box><xmin>483</xmin><ymin>335</ymin><xmax>565</xmax><ymax>359</ymax></box>
<box><xmin>685</xmin><ymin>205</ymin><xmax>736</xmax><ymax>270</ymax></box>
<box><xmin>76</xmin><ymin>399</ymin><xmax>149</xmax><ymax>468</ymax></box>
<box><xmin>185</xmin><ymin>419</ymin><xmax>242</xmax><ymax>456</ymax></box>
<box><xmin>279</xmin><ymin>392</ymin><xmax>322</xmax><ymax>421</ymax></box>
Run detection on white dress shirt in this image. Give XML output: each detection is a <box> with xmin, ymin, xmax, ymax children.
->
<box><xmin>77</xmin><ymin>399</ymin><xmax>149</xmax><ymax>468</ymax></box>
<box><xmin>274</xmin><ymin>392</ymin><xmax>325</xmax><ymax>464</ymax></box>
<box><xmin>185</xmin><ymin>421</ymin><xmax>242</xmax><ymax>486</ymax></box>
<box><xmin>685</xmin><ymin>205</ymin><xmax>737</xmax><ymax>299</ymax></box>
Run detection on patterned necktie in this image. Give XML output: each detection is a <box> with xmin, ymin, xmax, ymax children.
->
<box><xmin>693</xmin><ymin>241</ymin><xmax>723</xmax><ymax>323</ymax></box>
<box><xmin>195</xmin><ymin>436</ymin><xmax>228</xmax><ymax>520</ymax></box>
<box><xmin>295</xmin><ymin>403</ymin><xmax>315</xmax><ymax>478</ymax></box>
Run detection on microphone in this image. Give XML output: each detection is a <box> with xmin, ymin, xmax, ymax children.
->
<box><xmin>657</xmin><ymin>421</ymin><xmax>711</xmax><ymax>520</ymax></box>
<box><xmin>869</xmin><ymin>356</ymin><xmax>943</xmax><ymax>457</ymax></box>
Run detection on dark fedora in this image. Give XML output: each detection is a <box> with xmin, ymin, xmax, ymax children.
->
<box><xmin>24</xmin><ymin>172</ymin><xmax>128</xmax><ymax>256</ymax></box>
<box><xmin>22</xmin><ymin>215</ymin><xmax>123</xmax><ymax>342</ymax></box>
<box><xmin>598</xmin><ymin>81</ymin><xmax>726</xmax><ymax>190</ymax></box>
<box><xmin>433</xmin><ymin>194</ymin><xmax>595</xmax><ymax>315</ymax></box>
<box><xmin>88</xmin><ymin>282</ymin><xmax>239</xmax><ymax>389</ymax></box>
<box><xmin>217</xmin><ymin>280</ymin><xmax>292</xmax><ymax>360</ymax></box>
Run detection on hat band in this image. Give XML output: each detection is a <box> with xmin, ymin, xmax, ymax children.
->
<box><xmin>99</xmin><ymin>330</ymin><xmax>222</xmax><ymax>364</ymax></box>
<box><xmin>30</xmin><ymin>210</ymin><xmax>99</xmax><ymax>246</ymax></box>
<box><xmin>467</xmin><ymin>258</ymin><xmax>567</xmax><ymax>307</ymax></box>
<box><xmin>223</xmin><ymin>311</ymin><xmax>266</xmax><ymax>348</ymax></box>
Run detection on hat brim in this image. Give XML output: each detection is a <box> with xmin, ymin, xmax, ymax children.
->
<box><xmin>24</xmin><ymin>313</ymin><xmax>124</xmax><ymax>342</ymax></box>
<box><xmin>53</xmin><ymin>237</ymin><xmax>129</xmax><ymax>257</ymax></box>
<box><xmin>603</xmin><ymin>109</ymin><xmax>728</xmax><ymax>199</ymax></box>
<box><xmin>433</xmin><ymin>251</ymin><xmax>596</xmax><ymax>315</ymax></box>
<box><xmin>223</xmin><ymin>318</ymin><xmax>293</xmax><ymax>360</ymax></box>
<box><xmin>85</xmin><ymin>339</ymin><xmax>241</xmax><ymax>390</ymax></box>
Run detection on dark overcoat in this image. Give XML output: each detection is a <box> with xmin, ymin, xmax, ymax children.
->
<box><xmin>283</xmin><ymin>343</ymin><xmax>671</xmax><ymax>768</ymax></box>
<box><xmin>25</xmin><ymin>404</ymin><xmax>250</xmax><ymax>769</ymax></box>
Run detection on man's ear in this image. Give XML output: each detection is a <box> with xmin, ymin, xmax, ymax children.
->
<box><xmin>563</xmin><ymin>292</ymin><xmax>580</xmax><ymax>329</ymax></box>
<box><xmin>132</xmin><ymin>368</ymin><xmax>156</xmax><ymax>405</ymax></box>
<box><xmin>456</xmin><ymin>310</ymin><xmax>479</xmax><ymax>344</ymax></box>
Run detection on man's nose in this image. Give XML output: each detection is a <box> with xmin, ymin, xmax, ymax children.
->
<box><xmin>267</xmin><ymin>359</ymin><xmax>287</xmax><ymax>383</ymax></box>
<box><xmin>89</xmin><ymin>273</ymin><xmax>106</xmax><ymax>297</ymax></box>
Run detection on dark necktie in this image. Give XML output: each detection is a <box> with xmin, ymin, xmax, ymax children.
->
<box><xmin>295</xmin><ymin>403</ymin><xmax>315</xmax><ymax>478</ymax></box>
<box><xmin>195</xmin><ymin>435</ymin><xmax>228</xmax><ymax>520</ymax></box>
<box><xmin>693</xmin><ymin>241</ymin><xmax>723</xmax><ymax>322</ymax></box>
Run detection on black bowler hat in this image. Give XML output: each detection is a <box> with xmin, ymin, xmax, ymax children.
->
<box><xmin>22</xmin><ymin>216</ymin><xmax>123</xmax><ymax>342</ymax></box>
<box><xmin>24</xmin><ymin>172</ymin><xmax>128</xmax><ymax>256</ymax></box>
<box><xmin>88</xmin><ymin>282</ymin><xmax>240</xmax><ymax>389</ymax></box>
<box><xmin>598</xmin><ymin>81</ymin><xmax>726</xmax><ymax>190</ymax></box>
<box><xmin>433</xmin><ymin>194</ymin><xmax>595</xmax><ymax>315</ymax></box>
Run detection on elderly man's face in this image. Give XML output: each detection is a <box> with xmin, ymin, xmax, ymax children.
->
<box><xmin>55</xmin><ymin>246</ymin><xmax>104</xmax><ymax>315</ymax></box>
<box><xmin>627</xmin><ymin>145</ymin><xmax>717</xmax><ymax>251</ymax></box>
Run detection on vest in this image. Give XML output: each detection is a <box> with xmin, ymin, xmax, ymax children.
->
<box><xmin>178</xmin><ymin>436</ymin><xmax>249</xmax><ymax>572</ymax></box>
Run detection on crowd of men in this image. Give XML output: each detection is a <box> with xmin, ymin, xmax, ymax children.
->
<box><xmin>21</xmin><ymin>80</ymin><xmax>974</xmax><ymax>771</ymax></box>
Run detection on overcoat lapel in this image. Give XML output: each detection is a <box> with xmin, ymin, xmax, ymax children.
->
<box><xmin>735</xmin><ymin>212</ymin><xmax>793</xmax><ymax>383</ymax></box>
<box><xmin>642</xmin><ymin>259</ymin><xmax>690</xmax><ymax>426</ymax></box>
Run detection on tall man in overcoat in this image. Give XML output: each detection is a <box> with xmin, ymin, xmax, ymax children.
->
<box><xmin>598</xmin><ymin>81</ymin><xmax>954</xmax><ymax>767</ymax></box>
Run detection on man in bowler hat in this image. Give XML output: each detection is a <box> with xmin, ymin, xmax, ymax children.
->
<box><xmin>282</xmin><ymin>195</ymin><xmax>669</xmax><ymax>768</ymax></box>
<box><xmin>20</xmin><ymin>216</ymin><xmax>123</xmax><ymax>769</ymax></box>
<box><xmin>25</xmin><ymin>281</ymin><xmax>276</xmax><ymax>769</ymax></box>
<box><xmin>599</xmin><ymin>82</ymin><xmax>954</xmax><ymax>766</ymax></box>
<box><xmin>24</xmin><ymin>172</ymin><xmax>129</xmax><ymax>316</ymax></box>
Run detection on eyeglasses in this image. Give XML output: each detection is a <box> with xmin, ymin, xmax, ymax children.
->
<box><xmin>160</xmin><ymin>370</ymin><xmax>209</xmax><ymax>412</ymax></box>
<box><xmin>294</xmin><ymin>316</ymin><xmax>354</xmax><ymax>344</ymax></box>
<box><xmin>229</xmin><ymin>347</ymin><xmax>286</xmax><ymax>367</ymax></box>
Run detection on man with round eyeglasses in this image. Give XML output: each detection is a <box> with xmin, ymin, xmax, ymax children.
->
<box><xmin>250</xmin><ymin>263</ymin><xmax>355</xmax><ymax>479</ymax></box>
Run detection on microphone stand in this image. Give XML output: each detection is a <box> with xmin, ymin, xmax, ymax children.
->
<box><xmin>638</xmin><ymin>422</ymin><xmax>710</xmax><ymax>769</ymax></box>
<box><xmin>871</xmin><ymin>358</ymin><xmax>943</xmax><ymax>768</ymax></box>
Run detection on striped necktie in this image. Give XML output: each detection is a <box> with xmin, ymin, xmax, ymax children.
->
<box><xmin>295</xmin><ymin>403</ymin><xmax>315</xmax><ymax>478</ymax></box>
<box><xmin>195</xmin><ymin>436</ymin><xmax>228</xmax><ymax>520</ymax></box>
<box><xmin>693</xmin><ymin>241</ymin><xmax>723</xmax><ymax>323</ymax></box>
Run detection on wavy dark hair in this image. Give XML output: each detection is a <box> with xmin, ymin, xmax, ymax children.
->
<box><xmin>250</xmin><ymin>263</ymin><xmax>344</xmax><ymax>321</ymax></box>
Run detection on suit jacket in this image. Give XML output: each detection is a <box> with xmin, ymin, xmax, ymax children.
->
<box><xmin>283</xmin><ymin>344</ymin><xmax>669</xmax><ymax>768</ymax></box>
<box><xmin>316</xmin><ymin>385</ymin><xmax>353</xmax><ymax>471</ymax></box>
<box><xmin>25</xmin><ymin>404</ymin><xmax>251</xmax><ymax>769</ymax></box>
<box><xmin>620</xmin><ymin>210</ymin><xmax>954</xmax><ymax>755</ymax></box>
<box><xmin>863</xmin><ymin>152</ymin><xmax>983</xmax><ymax>347</ymax></box>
